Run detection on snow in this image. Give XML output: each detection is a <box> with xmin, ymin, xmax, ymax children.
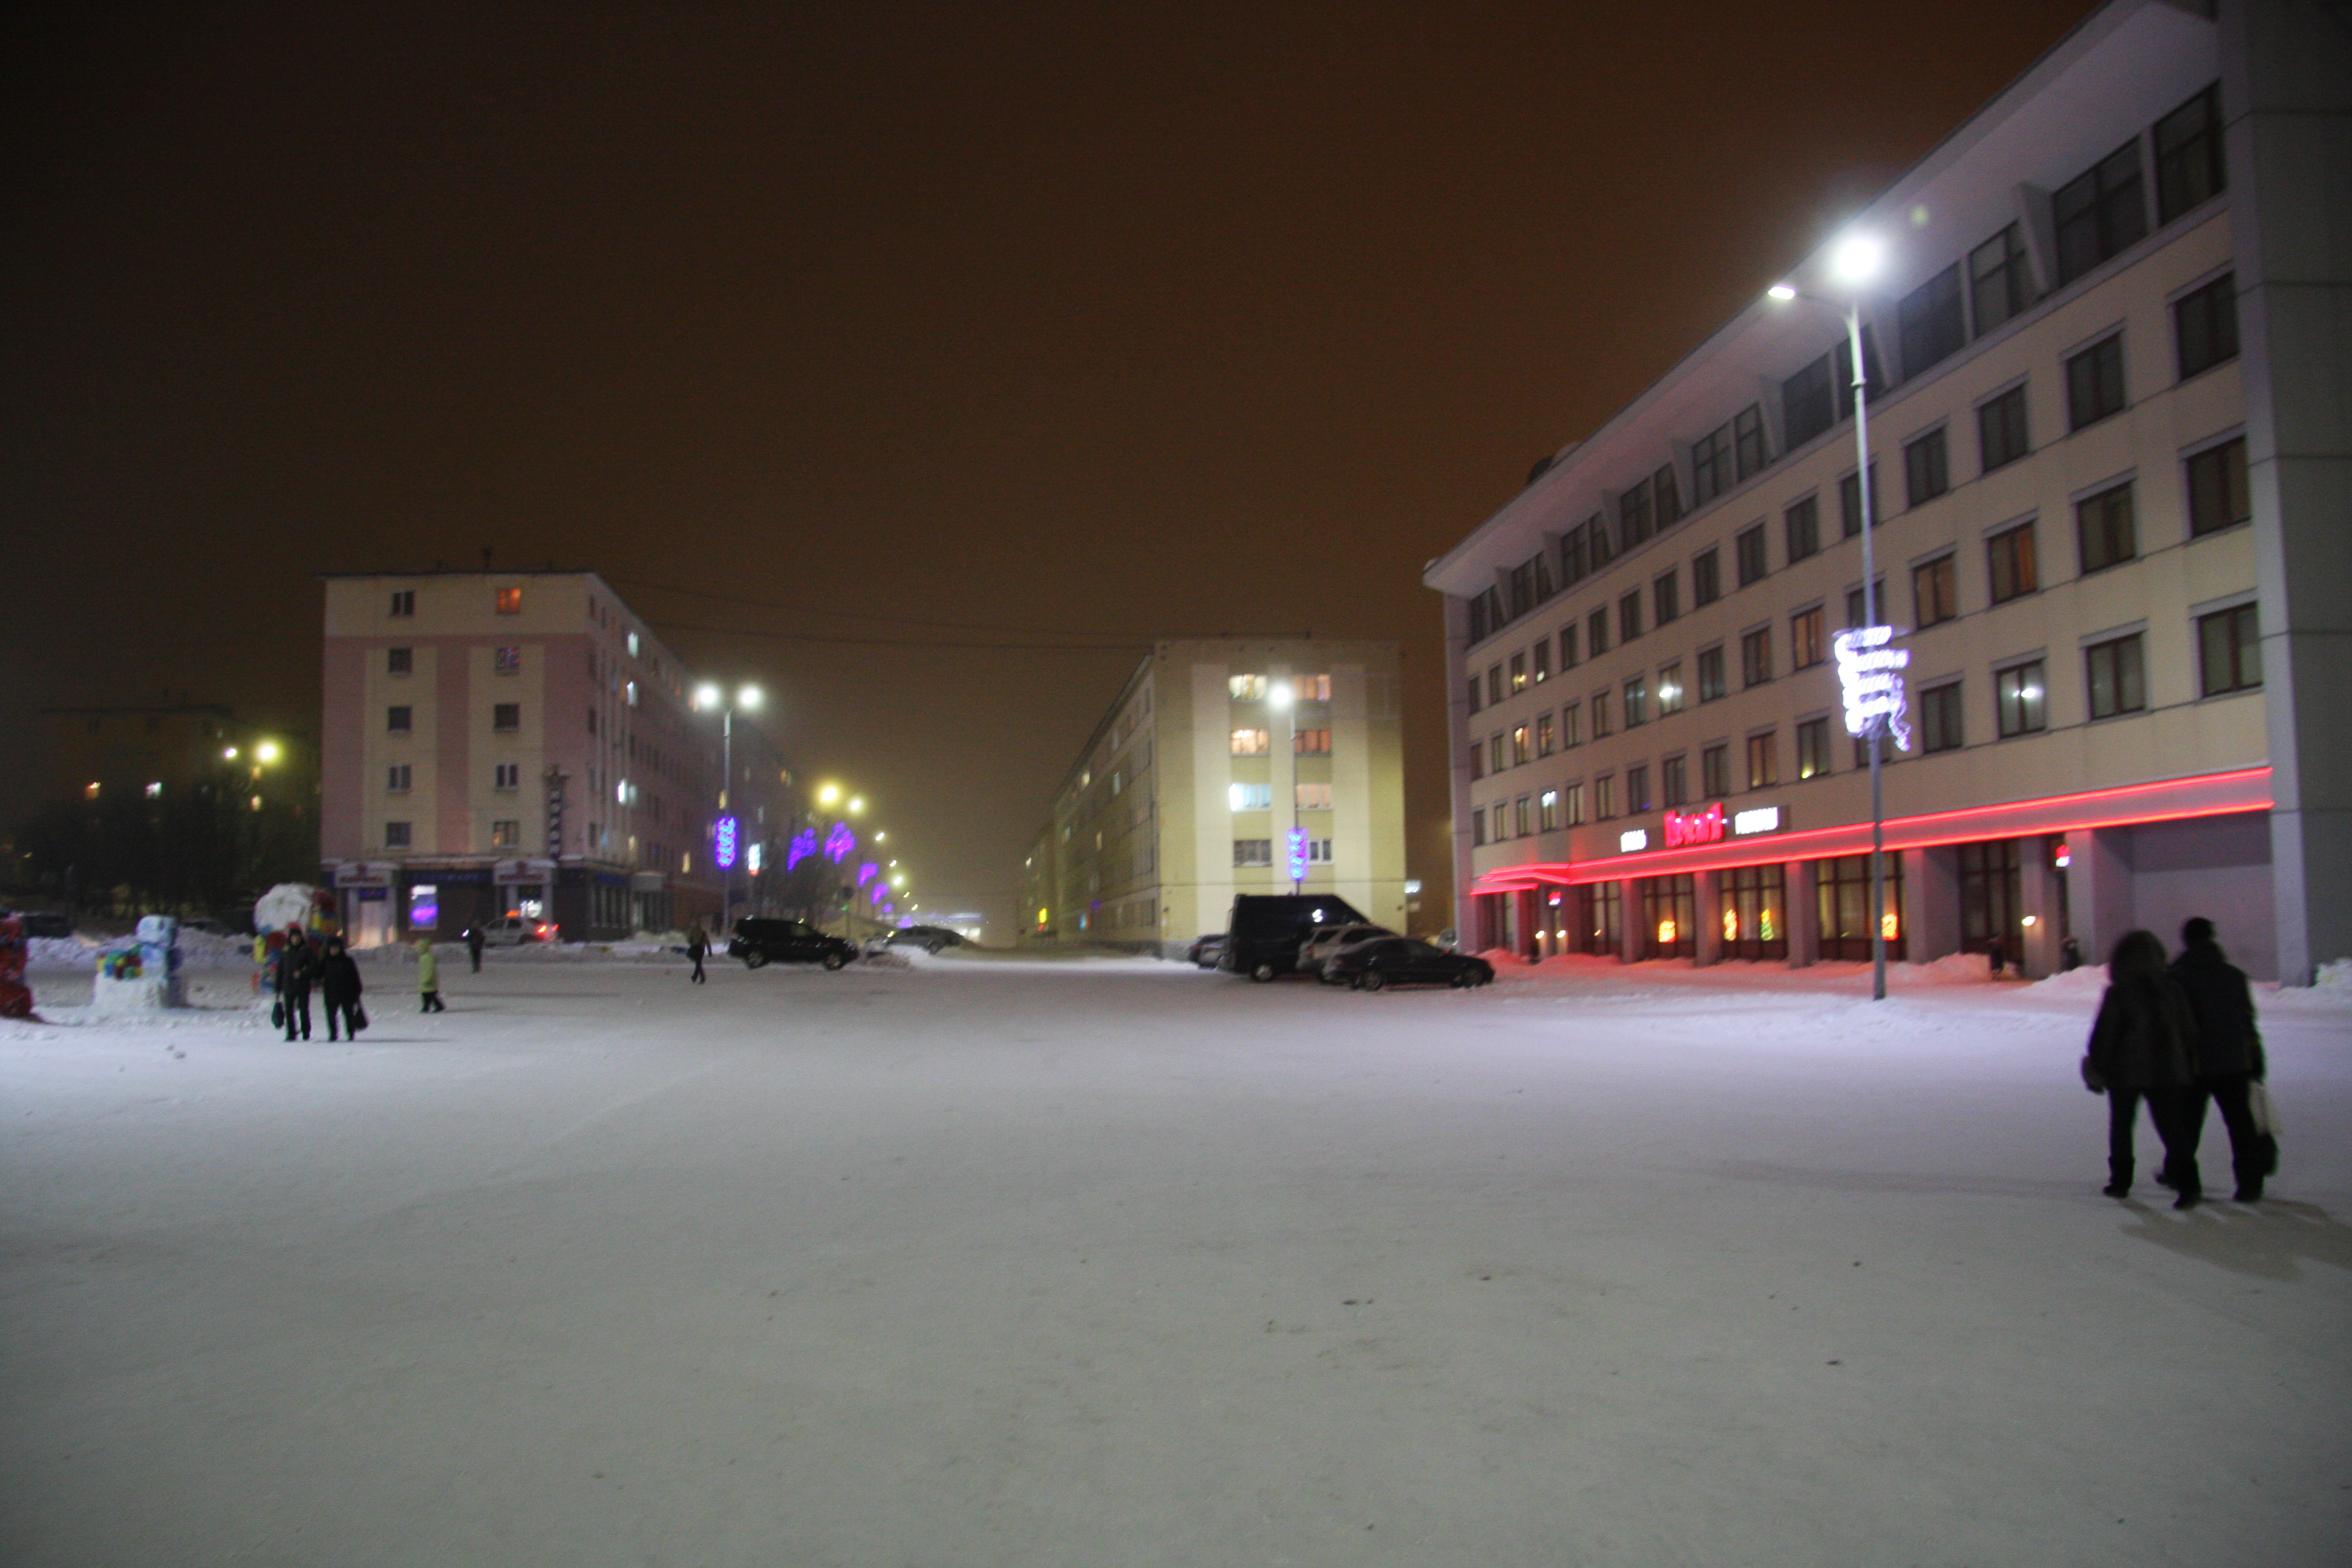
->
<box><xmin>3</xmin><ymin>948</ymin><xmax>2348</xmax><ymax>1566</ymax></box>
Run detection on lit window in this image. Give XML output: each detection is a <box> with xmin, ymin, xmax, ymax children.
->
<box><xmin>1997</xmin><ymin>662</ymin><xmax>2047</xmax><ymax>737</ymax></box>
<box><xmin>1228</xmin><ymin>674</ymin><xmax>1268</xmax><ymax>701</ymax></box>
<box><xmin>2198</xmin><ymin>605</ymin><xmax>2261</xmax><ymax>696</ymax></box>
<box><xmin>495</xmin><ymin>587</ymin><xmax>523</xmax><ymax>615</ymax></box>
<box><xmin>492</xmin><ymin>820</ymin><xmax>520</xmax><ymax>848</ymax></box>
<box><xmin>1230</xmin><ymin>728</ymin><xmax>1270</xmax><ymax>756</ymax></box>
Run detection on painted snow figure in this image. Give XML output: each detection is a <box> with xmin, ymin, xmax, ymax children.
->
<box><xmin>685</xmin><ymin>923</ymin><xmax>708</xmax><ymax>985</ymax></box>
<box><xmin>416</xmin><ymin>938</ymin><xmax>446</xmax><ymax>1013</ymax></box>
<box><xmin>2082</xmin><ymin>929</ymin><xmax>2200</xmax><ymax>1207</ymax></box>
<box><xmin>2171</xmin><ymin>917</ymin><xmax>2272</xmax><ymax>1202</ymax></box>
<box><xmin>319</xmin><ymin>936</ymin><xmax>364</xmax><ymax>1042</ymax></box>
<box><xmin>466</xmin><ymin>924</ymin><xmax>485</xmax><ymax>973</ymax></box>
<box><xmin>276</xmin><ymin>927</ymin><xmax>317</xmax><ymax>1041</ymax></box>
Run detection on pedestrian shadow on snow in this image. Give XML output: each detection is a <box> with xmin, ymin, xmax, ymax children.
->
<box><xmin>2117</xmin><ymin>1198</ymin><xmax>2352</xmax><ymax>1281</ymax></box>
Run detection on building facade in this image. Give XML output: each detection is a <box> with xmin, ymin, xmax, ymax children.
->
<box><xmin>318</xmin><ymin>570</ymin><xmax>780</xmax><ymax>944</ymax></box>
<box><xmin>1426</xmin><ymin>0</ymin><xmax>2349</xmax><ymax>982</ymax></box>
<box><xmin>1033</xmin><ymin>639</ymin><xmax>1409</xmax><ymax>953</ymax></box>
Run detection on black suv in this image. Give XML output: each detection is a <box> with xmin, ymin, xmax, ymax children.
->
<box><xmin>1218</xmin><ymin>893</ymin><xmax>1371</xmax><ymax>982</ymax></box>
<box><xmin>728</xmin><ymin>918</ymin><xmax>858</xmax><ymax>971</ymax></box>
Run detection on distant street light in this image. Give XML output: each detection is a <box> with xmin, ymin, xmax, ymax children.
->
<box><xmin>693</xmin><ymin>682</ymin><xmax>765</xmax><ymax>933</ymax></box>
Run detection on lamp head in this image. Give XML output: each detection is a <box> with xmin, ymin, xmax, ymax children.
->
<box><xmin>255</xmin><ymin>740</ymin><xmax>282</xmax><ymax>764</ymax></box>
<box><xmin>693</xmin><ymin>682</ymin><xmax>720</xmax><ymax>710</ymax></box>
<box><xmin>1829</xmin><ymin>232</ymin><xmax>1883</xmax><ymax>287</ymax></box>
<box><xmin>1766</xmin><ymin>283</ymin><xmax>1798</xmax><ymax>302</ymax></box>
<box><xmin>1269</xmin><ymin>681</ymin><xmax>1294</xmax><ymax>709</ymax></box>
<box><xmin>737</xmin><ymin>684</ymin><xmax>762</xmax><ymax>711</ymax></box>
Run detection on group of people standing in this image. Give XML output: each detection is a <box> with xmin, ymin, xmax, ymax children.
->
<box><xmin>268</xmin><ymin>928</ymin><xmax>453</xmax><ymax>1039</ymax></box>
<box><xmin>2084</xmin><ymin>917</ymin><xmax>2273</xmax><ymax>1209</ymax></box>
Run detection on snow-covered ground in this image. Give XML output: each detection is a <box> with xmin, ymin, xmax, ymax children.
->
<box><xmin>3</xmin><ymin>947</ymin><xmax>2348</xmax><ymax>1566</ymax></box>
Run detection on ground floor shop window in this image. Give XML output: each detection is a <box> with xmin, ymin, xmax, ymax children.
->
<box><xmin>1578</xmin><ymin>882</ymin><xmax>1621</xmax><ymax>956</ymax></box>
<box><xmin>1718</xmin><ymin>864</ymin><xmax>1787</xmax><ymax>961</ymax></box>
<box><xmin>1959</xmin><ymin>840</ymin><xmax>2024</xmax><ymax>957</ymax></box>
<box><xmin>1641</xmin><ymin>875</ymin><xmax>1696</xmax><ymax>959</ymax></box>
<box><xmin>1817</xmin><ymin>854</ymin><xmax>1904</xmax><ymax>961</ymax></box>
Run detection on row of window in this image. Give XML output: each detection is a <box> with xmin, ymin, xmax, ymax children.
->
<box><xmin>383</xmin><ymin>645</ymin><xmax>527</xmax><ymax>676</ymax></box>
<box><xmin>1233</xmin><ymin>838</ymin><xmax>1337</xmax><ymax>867</ymax></box>
<box><xmin>1227</xmin><ymin>782</ymin><xmax>1336</xmax><ymax>811</ymax></box>
<box><xmin>1467</xmin><ymin>82</ymin><xmax>2227</xmax><ymax>647</ymax></box>
<box><xmin>1471</xmin><ymin>604</ymin><xmax>2262</xmax><ymax>841</ymax></box>
<box><xmin>384</xmin><ymin>762</ymin><xmax>527</xmax><ymax>794</ymax></box>
<box><xmin>1230</xmin><ymin>728</ymin><xmax>1333</xmax><ymax>756</ymax></box>
<box><xmin>378</xmin><ymin>818</ymin><xmax>524</xmax><ymax>849</ymax></box>
<box><xmin>384</xmin><ymin>586</ymin><xmax>526</xmax><ymax>618</ymax></box>
<box><xmin>387</xmin><ymin>703</ymin><xmax>523</xmax><ymax>733</ymax></box>
<box><xmin>1227</xmin><ymin>673</ymin><xmax>1332</xmax><ymax>702</ymax></box>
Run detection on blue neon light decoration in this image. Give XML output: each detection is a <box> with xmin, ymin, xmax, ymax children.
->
<box><xmin>786</xmin><ymin>827</ymin><xmax>817</xmax><ymax>872</ymax></box>
<box><xmin>713</xmin><ymin>815</ymin><xmax>739</xmax><ymax>870</ymax></box>
<box><xmin>1285</xmin><ymin>826</ymin><xmax>1308</xmax><ymax>883</ymax></box>
<box><xmin>824</xmin><ymin>822</ymin><xmax>855</xmax><ymax>865</ymax></box>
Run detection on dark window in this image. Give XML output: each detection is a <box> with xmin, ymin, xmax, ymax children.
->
<box><xmin>1627</xmin><ymin>765</ymin><xmax>1652</xmax><ymax>815</ymax></box>
<box><xmin>1795</xmin><ymin>717</ymin><xmax>1831</xmax><ymax>780</ymax></box>
<box><xmin>1904</xmin><ymin>427</ymin><xmax>1950</xmax><ymax>506</ymax></box>
<box><xmin>1996</xmin><ymin>661</ymin><xmax>2047</xmax><ymax>737</ymax></box>
<box><xmin>1661</xmin><ymin>753</ymin><xmax>1688</xmax><ymax>808</ymax></box>
<box><xmin>492</xmin><ymin>702</ymin><xmax>521</xmax><ymax>732</ymax></box>
<box><xmin>1587</xmin><ymin>512</ymin><xmax>1615</xmax><ymax>569</ymax></box>
<box><xmin>1970</xmin><ymin>223</ymin><xmax>2034</xmax><ymax>337</ymax></box>
<box><xmin>1740</xmin><ymin>627</ymin><xmax>1773</xmax><ymax>687</ymax></box>
<box><xmin>1560</xmin><ymin>622</ymin><xmax>1579</xmax><ymax>668</ymax></box>
<box><xmin>1561</xmin><ymin>522</ymin><xmax>1590</xmax><ymax>587</ymax></box>
<box><xmin>1619</xmin><ymin>591</ymin><xmax>1644</xmax><ymax>645</ymax></box>
<box><xmin>2077</xmin><ymin>482</ymin><xmax>2137</xmax><ymax>574</ymax></box>
<box><xmin>1696</xmin><ymin>646</ymin><xmax>1726</xmax><ymax>702</ymax></box>
<box><xmin>1595</xmin><ymin>776</ymin><xmax>1615</xmax><ymax>819</ymax></box>
<box><xmin>1471</xmin><ymin>809</ymin><xmax>1486</xmax><ymax>847</ymax></box>
<box><xmin>1919</xmin><ymin>682</ymin><xmax>1964</xmax><ymax>753</ymax></box>
<box><xmin>1783</xmin><ymin>353</ymin><xmax>1836</xmax><ymax>450</ymax></box>
<box><xmin>1592</xmin><ymin>691</ymin><xmax>1612</xmax><ymax>737</ymax></box>
<box><xmin>1913</xmin><ymin>555</ymin><xmax>1958</xmax><ymax>628</ymax></box>
<box><xmin>2086</xmin><ymin>633</ymin><xmax>2146</xmax><ymax>718</ymax></box>
<box><xmin>1468</xmin><ymin>593</ymin><xmax>1490</xmax><ymax>644</ymax></box>
<box><xmin>2198</xmin><ymin>604</ymin><xmax>2262</xmax><ymax>696</ymax></box>
<box><xmin>1838</xmin><ymin>463</ymin><xmax>1880</xmax><ymax>537</ymax></box>
<box><xmin>387</xmin><ymin>705</ymin><xmax>413</xmax><ymax>733</ymax></box>
<box><xmin>1784</xmin><ymin>496</ymin><xmax>1820</xmax><ymax>563</ymax></box>
<box><xmin>1691</xmin><ymin>547</ymin><xmax>1721</xmax><ymax>606</ymax></box>
<box><xmin>1466</xmin><ymin>676</ymin><xmax>1481</xmax><ymax>716</ymax></box>
<box><xmin>1898</xmin><ymin>263</ymin><xmax>1966</xmax><ymax>377</ymax></box>
<box><xmin>1745</xmin><ymin>733</ymin><xmax>1778</xmax><ymax>790</ymax></box>
<box><xmin>1619</xmin><ymin>482</ymin><xmax>1654</xmax><ymax>549</ymax></box>
<box><xmin>384</xmin><ymin>821</ymin><xmax>412</xmax><ymax>848</ymax></box>
<box><xmin>1509</xmin><ymin>560</ymin><xmax>1537</xmax><ymax>619</ymax></box>
<box><xmin>389</xmin><ymin>590</ymin><xmax>415</xmax><ymax>617</ymax></box>
<box><xmin>1588</xmin><ymin>609</ymin><xmax>1610</xmax><ymax>658</ymax></box>
<box><xmin>1657</xmin><ymin>661</ymin><xmax>1685</xmax><ymax>714</ymax></box>
<box><xmin>1733</xmin><ymin>405</ymin><xmax>1768</xmax><ymax>480</ymax></box>
<box><xmin>1820</xmin><ymin>852</ymin><xmax>1906</xmax><ymax>962</ymax></box>
<box><xmin>1735</xmin><ymin>523</ymin><xmax>1768</xmax><ymax>587</ymax></box>
<box><xmin>2155</xmin><ymin>83</ymin><xmax>2226</xmax><ymax>225</ymax></box>
<box><xmin>1791</xmin><ymin>606</ymin><xmax>1826</xmax><ymax>670</ymax></box>
<box><xmin>1653</xmin><ymin>569</ymin><xmax>1680</xmax><ymax>627</ymax></box>
<box><xmin>1987</xmin><ymin>520</ymin><xmax>2039</xmax><ymax>604</ymax></box>
<box><xmin>1692</xmin><ymin>423</ymin><xmax>1734</xmax><ymax>506</ymax></box>
<box><xmin>1959</xmin><ymin>841</ymin><xmax>2023</xmax><ymax>956</ymax></box>
<box><xmin>1468</xmin><ymin>741</ymin><xmax>1483</xmax><ymax>780</ymax></box>
<box><xmin>387</xmin><ymin>647</ymin><xmax>412</xmax><ymax>675</ymax></box>
<box><xmin>1534</xmin><ymin>552</ymin><xmax>1554</xmax><ymax>603</ymax></box>
<box><xmin>1624</xmin><ymin>676</ymin><xmax>1648</xmax><ymax>728</ymax></box>
<box><xmin>1532</xmin><ymin>639</ymin><xmax>1550</xmax><ymax>683</ymax></box>
<box><xmin>1700</xmin><ymin>743</ymin><xmax>1730</xmax><ymax>799</ymax></box>
<box><xmin>1978</xmin><ymin>385</ymin><xmax>2031</xmax><ymax>472</ymax></box>
<box><xmin>1835</xmin><ymin>327</ymin><xmax>1884</xmax><ymax>421</ymax></box>
<box><xmin>1652</xmin><ymin>463</ymin><xmax>1684</xmax><ymax>529</ymax></box>
<box><xmin>2066</xmin><ymin>335</ymin><xmax>2127</xmax><ymax>430</ymax></box>
<box><xmin>2186</xmin><ymin>437</ymin><xmax>2250</xmax><ymax>537</ymax></box>
<box><xmin>2174</xmin><ymin>275</ymin><xmax>2238</xmax><ymax>379</ymax></box>
<box><xmin>2054</xmin><ymin>140</ymin><xmax>2148</xmax><ymax>286</ymax></box>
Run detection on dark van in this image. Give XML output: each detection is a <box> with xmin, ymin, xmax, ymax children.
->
<box><xmin>1218</xmin><ymin>893</ymin><xmax>1371</xmax><ymax>982</ymax></box>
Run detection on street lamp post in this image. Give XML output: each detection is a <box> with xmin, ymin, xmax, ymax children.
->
<box><xmin>694</xmin><ymin>682</ymin><xmax>762</xmax><ymax>936</ymax></box>
<box><xmin>1772</xmin><ymin>232</ymin><xmax>1895</xmax><ymax>1000</ymax></box>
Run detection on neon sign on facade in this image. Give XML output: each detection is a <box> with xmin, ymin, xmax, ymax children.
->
<box><xmin>1834</xmin><ymin>626</ymin><xmax>1913</xmax><ymax>750</ymax></box>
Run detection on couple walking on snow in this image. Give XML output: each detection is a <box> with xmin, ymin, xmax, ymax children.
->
<box><xmin>2083</xmin><ymin>917</ymin><xmax>2272</xmax><ymax>1209</ymax></box>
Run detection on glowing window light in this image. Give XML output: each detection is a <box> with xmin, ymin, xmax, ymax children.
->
<box><xmin>1723</xmin><ymin>907</ymin><xmax>1740</xmax><ymax>942</ymax></box>
<box><xmin>1658</xmin><ymin>918</ymin><xmax>1678</xmax><ymax>944</ymax></box>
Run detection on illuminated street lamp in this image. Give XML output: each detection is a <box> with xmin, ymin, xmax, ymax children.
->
<box><xmin>693</xmin><ymin>682</ymin><xmax>764</xmax><ymax>933</ymax></box>
<box><xmin>1771</xmin><ymin>232</ymin><xmax>1898</xmax><ymax>1000</ymax></box>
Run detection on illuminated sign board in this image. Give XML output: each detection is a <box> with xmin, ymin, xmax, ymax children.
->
<box><xmin>1619</xmin><ymin>829</ymin><xmax>1650</xmax><ymax>853</ymax></box>
<box><xmin>746</xmin><ymin>841</ymin><xmax>763</xmax><ymax>875</ymax></box>
<box><xmin>1285</xmin><ymin>826</ymin><xmax>1309</xmax><ymax>883</ymax></box>
<box><xmin>1734</xmin><ymin>806</ymin><xmax>1783</xmax><ymax>836</ymax></box>
<box><xmin>1664</xmin><ymin>803</ymin><xmax>1725</xmax><ymax>848</ymax></box>
<box><xmin>713</xmin><ymin>815</ymin><xmax>739</xmax><ymax>870</ymax></box>
<box><xmin>1834</xmin><ymin>626</ymin><xmax>1913</xmax><ymax>750</ymax></box>
<box><xmin>407</xmin><ymin>883</ymin><xmax>439</xmax><ymax>930</ymax></box>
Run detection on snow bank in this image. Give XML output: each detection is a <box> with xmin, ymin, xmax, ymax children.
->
<box><xmin>28</xmin><ymin>930</ymin><xmax>262</xmax><ymax>972</ymax></box>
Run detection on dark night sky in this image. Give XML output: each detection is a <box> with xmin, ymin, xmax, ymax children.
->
<box><xmin>1</xmin><ymin>1</ymin><xmax>2094</xmax><ymax>927</ymax></box>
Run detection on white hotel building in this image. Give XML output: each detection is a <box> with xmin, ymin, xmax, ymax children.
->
<box><xmin>1426</xmin><ymin>0</ymin><xmax>2348</xmax><ymax>982</ymax></box>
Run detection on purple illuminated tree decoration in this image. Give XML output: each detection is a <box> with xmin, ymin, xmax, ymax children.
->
<box><xmin>786</xmin><ymin>828</ymin><xmax>818</xmax><ymax>872</ymax></box>
<box><xmin>868</xmin><ymin>883</ymin><xmax>887</xmax><ymax>906</ymax></box>
<box><xmin>823</xmin><ymin>822</ymin><xmax>855</xmax><ymax>865</ymax></box>
<box><xmin>856</xmin><ymin>861</ymin><xmax>878</xmax><ymax>888</ymax></box>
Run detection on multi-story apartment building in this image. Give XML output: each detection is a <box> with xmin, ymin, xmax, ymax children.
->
<box><xmin>1034</xmin><ymin>639</ymin><xmax>1408</xmax><ymax>953</ymax></box>
<box><xmin>318</xmin><ymin>570</ymin><xmax>772</xmax><ymax>944</ymax></box>
<box><xmin>1426</xmin><ymin>0</ymin><xmax>2348</xmax><ymax>982</ymax></box>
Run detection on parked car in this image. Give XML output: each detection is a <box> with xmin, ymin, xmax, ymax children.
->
<box><xmin>1218</xmin><ymin>893</ymin><xmax>1373</xmax><ymax>982</ymax></box>
<box><xmin>729</xmin><ymin>917</ymin><xmax>857</xmax><ymax>971</ymax></box>
<box><xmin>476</xmin><ymin>914</ymin><xmax>557</xmax><ymax>946</ymax></box>
<box><xmin>1325</xmin><ymin>936</ymin><xmax>1494</xmax><ymax>991</ymax></box>
<box><xmin>1185</xmin><ymin>933</ymin><xmax>1226</xmax><ymax>969</ymax></box>
<box><xmin>7</xmin><ymin>910</ymin><xmax>73</xmax><ymax>938</ymax></box>
<box><xmin>1298</xmin><ymin>923</ymin><xmax>1396</xmax><ymax>981</ymax></box>
<box><xmin>885</xmin><ymin>924</ymin><xmax>965</xmax><ymax>955</ymax></box>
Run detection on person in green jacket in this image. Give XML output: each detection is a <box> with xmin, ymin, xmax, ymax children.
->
<box><xmin>417</xmin><ymin>936</ymin><xmax>446</xmax><ymax>1013</ymax></box>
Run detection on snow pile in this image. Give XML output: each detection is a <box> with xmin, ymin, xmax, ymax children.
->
<box><xmin>859</xmin><ymin>948</ymin><xmax>912</xmax><ymax>970</ymax></box>
<box><xmin>2316</xmin><ymin>958</ymin><xmax>2352</xmax><ymax>992</ymax></box>
<box><xmin>1892</xmin><ymin>951</ymin><xmax>1997</xmax><ymax>986</ymax></box>
<box><xmin>2028</xmin><ymin>965</ymin><xmax>2111</xmax><ymax>999</ymax></box>
<box><xmin>28</xmin><ymin>930</ymin><xmax>261</xmax><ymax>972</ymax></box>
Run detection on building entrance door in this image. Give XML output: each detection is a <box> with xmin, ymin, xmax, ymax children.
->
<box><xmin>1959</xmin><ymin>840</ymin><xmax>2025</xmax><ymax>958</ymax></box>
<box><xmin>1641</xmin><ymin>875</ymin><xmax>1696</xmax><ymax>959</ymax></box>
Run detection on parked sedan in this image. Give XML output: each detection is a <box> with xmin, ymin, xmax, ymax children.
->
<box><xmin>885</xmin><ymin>924</ymin><xmax>965</xmax><ymax>955</ymax></box>
<box><xmin>1325</xmin><ymin>936</ymin><xmax>1494</xmax><ymax>992</ymax></box>
<box><xmin>477</xmin><ymin>914</ymin><xmax>557</xmax><ymax>946</ymax></box>
<box><xmin>729</xmin><ymin>917</ymin><xmax>857</xmax><ymax>971</ymax></box>
<box><xmin>1185</xmin><ymin>933</ymin><xmax>1226</xmax><ymax>969</ymax></box>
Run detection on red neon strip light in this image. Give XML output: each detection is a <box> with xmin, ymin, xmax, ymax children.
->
<box><xmin>1473</xmin><ymin>767</ymin><xmax>2272</xmax><ymax>892</ymax></box>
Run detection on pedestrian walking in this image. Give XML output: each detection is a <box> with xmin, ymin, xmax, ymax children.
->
<box><xmin>2171</xmin><ymin>916</ymin><xmax>2273</xmax><ymax>1201</ymax></box>
<box><xmin>685</xmin><ymin>921</ymin><xmax>708</xmax><ymax>984</ymax></box>
<box><xmin>277</xmin><ymin>926</ymin><xmax>317</xmax><ymax>1041</ymax></box>
<box><xmin>319</xmin><ymin>935</ymin><xmax>365</xmax><ymax>1041</ymax></box>
<box><xmin>2081</xmin><ymin>929</ymin><xmax>2202</xmax><ymax>1206</ymax></box>
<box><xmin>417</xmin><ymin>936</ymin><xmax>447</xmax><ymax>1013</ymax></box>
<box><xmin>466</xmin><ymin>924</ymin><xmax>485</xmax><ymax>973</ymax></box>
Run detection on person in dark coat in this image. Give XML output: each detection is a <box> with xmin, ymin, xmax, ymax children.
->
<box><xmin>318</xmin><ymin>936</ymin><xmax>364</xmax><ymax>1042</ymax></box>
<box><xmin>685</xmin><ymin>921</ymin><xmax>708</xmax><ymax>984</ymax></box>
<box><xmin>466</xmin><ymin>924</ymin><xmax>486</xmax><ymax>973</ymax></box>
<box><xmin>2171</xmin><ymin>916</ymin><xmax>2271</xmax><ymax>1201</ymax></box>
<box><xmin>276</xmin><ymin>926</ymin><xmax>317</xmax><ymax>1041</ymax></box>
<box><xmin>2082</xmin><ymin>928</ymin><xmax>2201</xmax><ymax>1206</ymax></box>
